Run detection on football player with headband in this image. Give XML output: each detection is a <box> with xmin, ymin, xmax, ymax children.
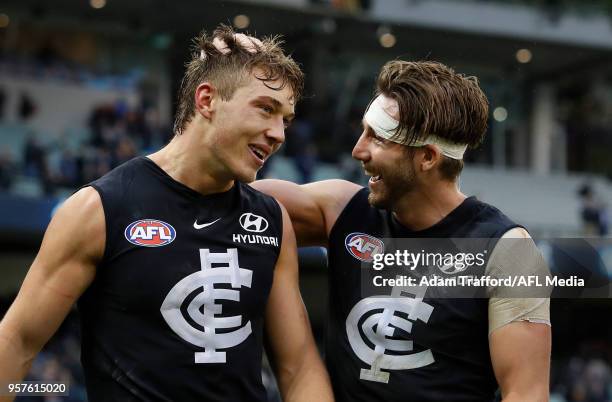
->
<box><xmin>254</xmin><ymin>60</ymin><xmax>551</xmax><ymax>402</ymax></box>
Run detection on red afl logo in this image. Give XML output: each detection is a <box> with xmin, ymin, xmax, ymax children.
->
<box><xmin>124</xmin><ymin>219</ymin><xmax>176</xmax><ymax>247</ymax></box>
<box><xmin>345</xmin><ymin>232</ymin><xmax>384</xmax><ymax>262</ymax></box>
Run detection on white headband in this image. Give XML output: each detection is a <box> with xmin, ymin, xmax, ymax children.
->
<box><xmin>364</xmin><ymin>95</ymin><xmax>468</xmax><ymax>160</ymax></box>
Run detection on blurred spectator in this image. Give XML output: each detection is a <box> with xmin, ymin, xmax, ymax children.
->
<box><xmin>578</xmin><ymin>184</ymin><xmax>609</xmax><ymax>236</ymax></box>
<box><xmin>0</xmin><ymin>148</ymin><xmax>15</xmax><ymax>190</ymax></box>
<box><xmin>92</xmin><ymin>148</ymin><xmax>112</xmax><ymax>181</ymax></box>
<box><xmin>23</xmin><ymin>135</ymin><xmax>55</xmax><ymax>195</ymax></box>
<box><xmin>89</xmin><ymin>104</ymin><xmax>119</xmax><ymax>148</ymax></box>
<box><xmin>339</xmin><ymin>112</ymin><xmax>365</xmax><ymax>183</ymax></box>
<box><xmin>143</xmin><ymin>106</ymin><xmax>167</xmax><ymax>151</ymax></box>
<box><xmin>18</xmin><ymin>92</ymin><xmax>37</xmax><ymax>121</ymax></box>
<box><xmin>55</xmin><ymin>149</ymin><xmax>80</xmax><ymax>188</ymax></box>
<box><xmin>126</xmin><ymin>108</ymin><xmax>153</xmax><ymax>150</ymax></box>
<box><xmin>285</xmin><ymin>118</ymin><xmax>317</xmax><ymax>183</ymax></box>
<box><xmin>113</xmin><ymin>136</ymin><xmax>137</xmax><ymax>167</ymax></box>
<box><xmin>0</xmin><ymin>87</ymin><xmax>6</xmax><ymax>120</ymax></box>
<box><xmin>584</xmin><ymin>359</ymin><xmax>611</xmax><ymax>402</ymax></box>
<box><xmin>557</xmin><ymin>357</ymin><xmax>612</xmax><ymax>402</ymax></box>
<box><xmin>23</xmin><ymin>136</ymin><xmax>45</xmax><ymax>177</ymax></box>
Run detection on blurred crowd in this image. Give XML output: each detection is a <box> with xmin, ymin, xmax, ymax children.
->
<box><xmin>578</xmin><ymin>184</ymin><xmax>610</xmax><ymax>237</ymax></box>
<box><xmin>0</xmin><ymin>92</ymin><xmax>170</xmax><ymax>196</ymax></box>
<box><xmin>0</xmin><ymin>91</ymin><xmax>349</xmax><ymax>198</ymax></box>
<box><xmin>552</xmin><ymin>343</ymin><xmax>612</xmax><ymax>402</ymax></box>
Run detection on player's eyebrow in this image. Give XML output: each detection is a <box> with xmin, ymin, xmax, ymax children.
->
<box><xmin>255</xmin><ymin>96</ymin><xmax>281</xmax><ymax>108</ymax></box>
<box><xmin>254</xmin><ymin>96</ymin><xmax>295</xmax><ymax>120</ymax></box>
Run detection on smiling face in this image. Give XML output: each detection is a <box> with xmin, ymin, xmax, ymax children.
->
<box><xmin>205</xmin><ymin>70</ymin><xmax>295</xmax><ymax>183</ymax></box>
<box><xmin>352</xmin><ymin>122</ymin><xmax>417</xmax><ymax>209</ymax></box>
<box><xmin>352</xmin><ymin>95</ymin><xmax>416</xmax><ymax>209</ymax></box>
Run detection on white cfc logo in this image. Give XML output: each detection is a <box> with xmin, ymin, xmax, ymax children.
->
<box><xmin>160</xmin><ymin>248</ymin><xmax>252</xmax><ymax>364</ymax></box>
<box><xmin>346</xmin><ymin>282</ymin><xmax>435</xmax><ymax>384</ymax></box>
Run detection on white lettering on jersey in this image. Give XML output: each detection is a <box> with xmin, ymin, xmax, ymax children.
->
<box><xmin>347</xmin><ymin>237</ymin><xmax>381</xmax><ymax>255</ymax></box>
<box><xmin>232</xmin><ymin>233</ymin><xmax>279</xmax><ymax>247</ymax></box>
<box><xmin>131</xmin><ymin>226</ymin><xmax>171</xmax><ymax>240</ymax></box>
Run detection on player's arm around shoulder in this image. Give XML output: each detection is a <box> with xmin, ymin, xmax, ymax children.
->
<box><xmin>0</xmin><ymin>187</ymin><xmax>103</xmax><ymax>390</ymax></box>
<box><xmin>253</xmin><ymin>179</ymin><xmax>361</xmax><ymax>247</ymax></box>
<box><xmin>264</xmin><ymin>203</ymin><xmax>334</xmax><ymax>402</ymax></box>
<box><xmin>488</xmin><ymin>227</ymin><xmax>551</xmax><ymax>402</ymax></box>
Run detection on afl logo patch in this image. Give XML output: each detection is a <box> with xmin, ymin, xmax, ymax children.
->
<box><xmin>125</xmin><ymin>219</ymin><xmax>176</xmax><ymax>247</ymax></box>
<box><xmin>345</xmin><ymin>232</ymin><xmax>384</xmax><ymax>262</ymax></box>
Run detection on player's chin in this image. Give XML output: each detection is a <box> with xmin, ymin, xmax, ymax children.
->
<box><xmin>236</xmin><ymin>167</ymin><xmax>259</xmax><ymax>183</ymax></box>
<box><xmin>367</xmin><ymin>191</ymin><xmax>389</xmax><ymax>209</ymax></box>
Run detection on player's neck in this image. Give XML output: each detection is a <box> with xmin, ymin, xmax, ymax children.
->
<box><xmin>148</xmin><ymin>129</ymin><xmax>234</xmax><ymax>195</ymax></box>
<box><xmin>392</xmin><ymin>180</ymin><xmax>466</xmax><ymax>232</ymax></box>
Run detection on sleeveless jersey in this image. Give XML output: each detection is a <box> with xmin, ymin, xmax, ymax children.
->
<box><xmin>78</xmin><ymin>157</ymin><xmax>282</xmax><ymax>401</ymax></box>
<box><xmin>327</xmin><ymin>188</ymin><xmax>520</xmax><ymax>402</ymax></box>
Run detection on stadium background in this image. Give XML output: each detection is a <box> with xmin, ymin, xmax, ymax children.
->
<box><xmin>0</xmin><ymin>0</ymin><xmax>610</xmax><ymax>400</ymax></box>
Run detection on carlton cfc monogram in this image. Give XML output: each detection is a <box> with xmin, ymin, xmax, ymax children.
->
<box><xmin>160</xmin><ymin>248</ymin><xmax>253</xmax><ymax>363</ymax></box>
<box><xmin>346</xmin><ymin>283</ymin><xmax>435</xmax><ymax>383</ymax></box>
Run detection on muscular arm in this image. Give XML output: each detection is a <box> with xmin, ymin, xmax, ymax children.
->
<box><xmin>264</xmin><ymin>205</ymin><xmax>334</xmax><ymax>402</ymax></box>
<box><xmin>0</xmin><ymin>187</ymin><xmax>103</xmax><ymax>398</ymax></box>
<box><xmin>490</xmin><ymin>321</ymin><xmax>551</xmax><ymax>402</ymax></box>
<box><xmin>488</xmin><ymin>228</ymin><xmax>551</xmax><ymax>402</ymax></box>
<box><xmin>252</xmin><ymin>179</ymin><xmax>361</xmax><ymax>247</ymax></box>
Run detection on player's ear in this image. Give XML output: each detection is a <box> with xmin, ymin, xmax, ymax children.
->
<box><xmin>420</xmin><ymin>144</ymin><xmax>442</xmax><ymax>172</ymax></box>
<box><xmin>195</xmin><ymin>83</ymin><xmax>216</xmax><ymax>119</ymax></box>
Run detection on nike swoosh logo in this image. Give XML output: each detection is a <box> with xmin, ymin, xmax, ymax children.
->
<box><xmin>193</xmin><ymin>218</ymin><xmax>221</xmax><ymax>230</ymax></box>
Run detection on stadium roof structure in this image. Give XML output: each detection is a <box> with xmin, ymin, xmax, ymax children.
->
<box><xmin>1</xmin><ymin>0</ymin><xmax>612</xmax><ymax>79</ymax></box>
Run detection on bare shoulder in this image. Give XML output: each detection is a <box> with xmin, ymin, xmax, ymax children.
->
<box><xmin>42</xmin><ymin>186</ymin><xmax>106</xmax><ymax>265</ymax></box>
<box><xmin>0</xmin><ymin>188</ymin><xmax>104</xmax><ymax>360</ymax></box>
<box><xmin>500</xmin><ymin>227</ymin><xmax>531</xmax><ymax>239</ymax></box>
<box><xmin>56</xmin><ymin>186</ymin><xmax>104</xmax><ymax>229</ymax></box>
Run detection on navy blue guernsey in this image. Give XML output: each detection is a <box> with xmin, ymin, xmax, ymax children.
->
<box><xmin>78</xmin><ymin>157</ymin><xmax>282</xmax><ymax>401</ymax></box>
<box><xmin>327</xmin><ymin>188</ymin><xmax>521</xmax><ymax>402</ymax></box>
